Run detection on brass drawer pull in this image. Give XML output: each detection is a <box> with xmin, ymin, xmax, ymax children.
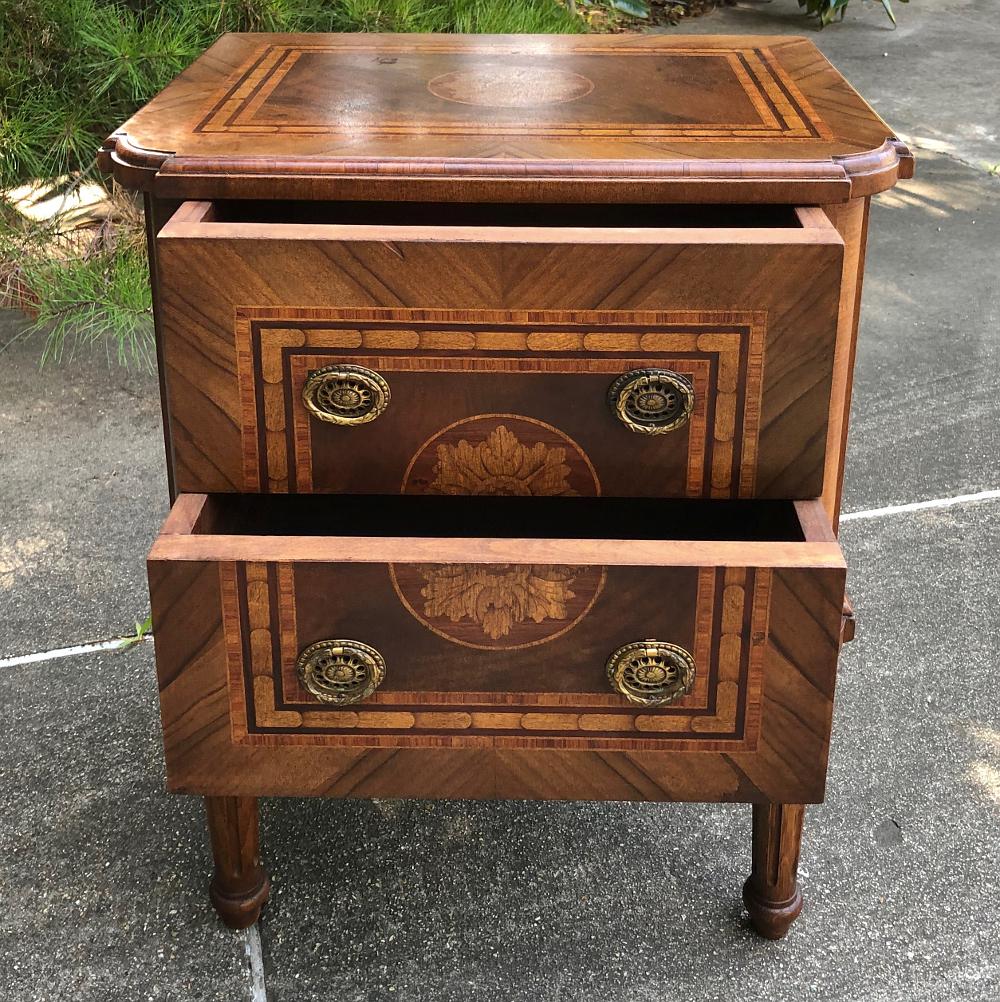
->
<box><xmin>606</xmin><ymin>639</ymin><xmax>696</xmax><ymax>706</ymax></box>
<box><xmin>296</xmin><ymin>639</ymin><xmax>386</xmax><ymax>705</ymax></box>
<box><xmin>302</xmin><ymin>364</ymin><xmax>390</xmax><ymax>426</ymax></box>
<box><xmin>608</xmin><ymin>368</ymin><xmax>694</xmax><ymax>434</ymax></box>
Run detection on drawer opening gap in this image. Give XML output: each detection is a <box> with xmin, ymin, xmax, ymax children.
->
<box><xmin>202</xmin><ymin>201</ymin><xmax>804</xmax><ymax>230</ymax></box>
<box><xmin>193</xmin><ymin>495</ymin><xmax>808</xmax><ymax>543</ymax></box>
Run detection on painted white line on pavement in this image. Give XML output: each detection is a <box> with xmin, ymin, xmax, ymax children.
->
<box><xmin>244</xmin><ymin>925</ymin><xmax>268</xmax><ymax>1002</ymax></box>
<box><xmin>0</xmin><ymin>634</ymin><xmax>153</xmax><ymax>668</ymax></box>
<box><xmin>3</xmin><ymin>489</ymin><xmax>999</xmax><ymax>669</ymax></box>
<box><xmin>840</xmin><ymin>488</ymin><xmax>1000</xmax><ymax>523</ymax></box>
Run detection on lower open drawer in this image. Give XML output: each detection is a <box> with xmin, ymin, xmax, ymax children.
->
<box><xmin>148</xmin><ymin>494</ymin><xmax>846</xmax><ymax>803</ymax></box>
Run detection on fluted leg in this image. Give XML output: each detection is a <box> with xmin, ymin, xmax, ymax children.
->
<box><xmin>742</xmin><ymin>803</ymin><xmax>805</xmax><ymax>940</ymax></box>
<box><xmin>205</xmin><ymin>796</ymin><xmax>270</xmax><ymax>929</ymax></box>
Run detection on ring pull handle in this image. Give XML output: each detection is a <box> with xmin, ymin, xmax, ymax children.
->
<box><xmin>606</xmin><ymin>639</ymin><xmax>696</xmax><ymax>707</ymax></box>
<box><xmin>608</xmin><ymin>368</ymin><xmax>694</xmax><ymax>435</ymax></box>
<box><xmin>296</xmin><ymin>639</ymin><xmax>387</xmax><ymax>705</ymax></box>
<box><xmin>302</xmin><ymin>364</ymin><xmax>390</xmax><ymax>426</ymax></box>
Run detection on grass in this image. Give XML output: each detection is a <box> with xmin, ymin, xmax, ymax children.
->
<box><xmin>0</xmin><ymin>0</ymin><xmax>587</xmax><ymax>195</ymax></box>
<box><xmin>25</xmin><ymin>240</ymin><xmax>153</xmax><ymax>367</ymax></box>
<box><xmin>1</xmin><ymin>178</ymin><xmax>154</xmax><ymax>365</ymax></box>
<box><xmin>0</xmin><ymin>0</ymin><xmax>596</xmax><ymax>367</ymax></box>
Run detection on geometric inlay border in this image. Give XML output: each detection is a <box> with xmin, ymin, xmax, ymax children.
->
<box><xmin>233</xmin><ymin>307</ymin><xmax>768</xmax><ymax>498</ymax></box>
<box><xmin>196</xmin><ymin>43</ymin><xmax>833</xmax><ymax>141</ymax></box>
<box><xmin>221</xmin><ymin>561</ymin><xmax>771</xmax><ymax>752</ymax></box>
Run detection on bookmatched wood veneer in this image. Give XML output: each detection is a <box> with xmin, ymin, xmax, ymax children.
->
<box><xmin>156</xmin><ymin>201</ymin><xmax>843</xmax><ymax>499</ymax></box>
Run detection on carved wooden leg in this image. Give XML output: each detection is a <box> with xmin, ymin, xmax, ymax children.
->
<box><xmin>742</xmin><ymin>803</ymin><xmax>805</xmax><ymax>940</ymax></box>
<box><xmin>205</xmin><ymin>796</ymin><xmax>270</xmax><ymax>929</ymax></box>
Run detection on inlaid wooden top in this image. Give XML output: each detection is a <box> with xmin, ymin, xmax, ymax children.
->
<box><xmin>101</xmin><ymin>33</ymin><xmax>912</xmax><ymax>203</ymax></box>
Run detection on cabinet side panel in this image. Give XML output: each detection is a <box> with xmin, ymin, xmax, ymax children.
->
<box><xmin>820</xmin><ymin>196</ymin><xmax>870</xmax><ymax>527</ymax></box>
<box><xmin>727</xmin><ymin>564</ymin><xmax>844</xmax><ymax>802</ymax></box>
<box><xmin>149</xmin><ymin>558</ymin><xmax>232</xmax><ymax>783</ymax></box>
<box><xmin>145</xmin><ymin>195</ymin><xmax>183</xmax><ymax>502</ymax></box>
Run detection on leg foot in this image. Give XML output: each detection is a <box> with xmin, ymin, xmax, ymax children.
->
<box><xmin>743</xmin><ymin>803</ymin><xmax>805</xmax><ymax>940</ymax></box>
<box><xmin>205</xmin><ymin>796</ymin><xmax>270</xmax><ymax>929</ymax></box>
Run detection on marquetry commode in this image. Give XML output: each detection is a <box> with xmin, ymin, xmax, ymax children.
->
<box><xmin>100</xmin><ymin>33</ymin><xmax>911</xmax><ymax>939</ymax></box>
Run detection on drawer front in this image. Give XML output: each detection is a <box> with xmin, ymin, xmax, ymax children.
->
<box><xmin>157</xmin><ymin>205</ymin><xmax>843</xmax><ymax>499</ymax></box>
<box><xmin>148</xmin><ymin>498</ymin><xmax>846</xmax><ymax>803</ymax></box>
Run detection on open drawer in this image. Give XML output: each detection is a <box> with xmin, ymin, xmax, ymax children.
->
<box><xmin>148</xmin><ymin>494</ymin><xmax>846</xmax><ymax>803</ymax></box>
<box><xmin>156</xmin><ymin>200</ymin><xmax>844</xmax><ymax>499</ymax></box>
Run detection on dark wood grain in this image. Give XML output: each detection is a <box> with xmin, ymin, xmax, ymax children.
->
<box><xmin>99</xmin><ymin>34</ymin><xmax>912</xmax><ymax>203</ymax></box>
<box><xmin>743</xmin><ymin>803</ymin><xmax>805</xmax><ymax>939</ymax></box>
<box><xmin>143</xmin><ymin>195</ymin><xmax>183</xmax><ymax>502</ymax></box>
<box><xmin>205</xmin><ymin>796</ymin><xmax>270</xmax><ymax>929</ymax></box>
<box><xmin>842</xmin><ymin>594</ymin><xmax>857</xmax><ymax>644</ymax></box>
<box><xmin>126</xmin><ymin>31</ymin><xmax>905</xmax><ymax>936</ymax></box>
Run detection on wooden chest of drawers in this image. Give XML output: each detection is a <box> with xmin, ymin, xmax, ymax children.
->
<box><xmin>102</xmin><ymin>32</ymin><xmax>911</xmax><ymax>940</ymax></box>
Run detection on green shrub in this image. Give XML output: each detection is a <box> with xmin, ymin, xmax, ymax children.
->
<box><xmin>0</xmin><ymin>0</ymin><xmax>907</xmax><ymax>365</ymax></box>
<box><xmin>797</xmin><ymin>0</ymin><xmax>908</xmax><ymax>28</ymax></box>
<box><xmin>0</xmin><ymin>186</ymin><xmax>152</xmax><ymax>364</ymax></box>
<box><xmin>0</xmin><ymin>0</ymin><xmax>583</xmax><ymax>190</ymax></box>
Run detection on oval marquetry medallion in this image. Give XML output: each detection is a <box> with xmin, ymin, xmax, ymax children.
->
<box><xmin>401</xmin><ymin>414</ymin><xmax>601</xmax><ymax>498</ymax></box>
<box><xmin>427</xmin><ymin>65</ymin><xmax>594</xmax><ymax>108</ymax></box>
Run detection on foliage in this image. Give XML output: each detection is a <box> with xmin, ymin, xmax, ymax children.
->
<box><xmin>118</xmin><ymin>613</ymin><xmax>154</xmax><ymax>650</ymax></box>
<box><xmin>0</xmin><ymin>187</ymin><xmax>153</xmax><ymax>365</ymax></box>
<box><xmin>797</xmin><ymin>0</ymin><xmax>908</xmax><ymax>28</ymax></box>
<box><xmin>578</xmin><ymin>0</ymin><xmax>739</xmax><ymax>21</ymax></box>
<box><xmin>0</xmin><ymin>0</ymin><xmax>585</xmax><ymax>191</ymax></box>
<box><xmin>331</xmin><ymin>0</ymin><xmax>585</xmax><ymax>33</ymax></box>
<box><xmin>604</xmin><ymin>0</ymin><xmax>649</xmax><ymax>17</ymax></box>
<box><xmin>595</xmin><ymin>0</ymin><xmax>910</xmax><ymax>26</ymax></box>
<box><xmin>0</xmin><ymin>0</ymin><xmax>585</xmax><ymax>365</ymax></box>
<box><xmin>24</xmin><ymin>237</ymin><xmax>152</xmax><ymax>366</ymax></box>
<box><xmin>1</xmin><ymin>0</ymin><xmax>908</xmax><ymax>365</ymax></box>
<box><xmin>604</xmin><ymin>0</ymin><xmax>909</xmax><ymax>25</ymax></box>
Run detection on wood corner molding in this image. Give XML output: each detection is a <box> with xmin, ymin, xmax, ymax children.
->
<box><xmin>101</xmin><ymin>132</ymin><xmax>912</xmax><ymax>203</ymax></box>
<box><xmin>154</xmin><ymin>153</ymin><xmax>854</xmax><ymax>188</ymax></box>
<box><xmin>832</xmin><ymin>137</ymin><xmax>915</xmax><ymax>196</ymax></box>
<box><xmin>98</xmin><ymin>130</ymin><xmax>170</xmax><ymax>191</ymax></box>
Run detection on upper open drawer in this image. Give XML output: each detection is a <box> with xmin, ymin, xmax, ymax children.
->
<box><xmin>156</xmin><ymin>199</ymin><xmax>844</xmax><ymax>499</ymax></box>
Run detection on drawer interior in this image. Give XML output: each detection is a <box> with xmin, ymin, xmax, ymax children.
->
<box><xmin>200</xmin><ymin>200</ymin><xmax>804</xmax><ymax>229</ymax></box>
<box><xmin>184</xmin><ymin>494</ymin><xmax>816</xmax><ymax>543</ymax></box>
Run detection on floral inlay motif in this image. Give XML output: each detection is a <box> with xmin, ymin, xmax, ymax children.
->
<box><xmin>418</xmin><ymin>564</ymin><xmax>579</xmax><ymax>641</ymax></box>
<box><xmin>428</xmin><ymin>424</ymin><xmax>576</xmax><ymax>496</ymax></box>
